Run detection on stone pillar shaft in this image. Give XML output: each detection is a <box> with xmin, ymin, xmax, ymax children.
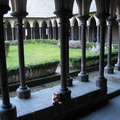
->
<box><xmin>78</xmin><ymin>15</ymin><xmax>89</xmax><ymax>82</ymax></box>
<box><xmin>16</xmin><ymin>18</ymin><xmax>31</xmax><ymax>99</ymax></box>
<box><xmin>105</xmin><ymin>18</ymin><xmax>114</xmax><ymax>74</ymax></box>
<box><xmin>115</xmin><ymin>18</ymin><xmax>120</xmax><ymax>70</ymax></box>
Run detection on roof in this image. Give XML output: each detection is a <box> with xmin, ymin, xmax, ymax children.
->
<box><xmin>5</xmin><ymin>0</ymin><xmax>96</xmax><ymax>18</ymax></box>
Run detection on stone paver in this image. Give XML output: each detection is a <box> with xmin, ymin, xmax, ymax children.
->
<box><xmin>77</xmin><ymin>95</ymin><xmax>120</xmax><ymax>120</ymax></box>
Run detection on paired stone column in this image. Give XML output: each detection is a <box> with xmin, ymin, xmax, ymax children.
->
<box><xmin>105</xmin><ymin>17</ymin><xmax>115</xmax><ymax>74</ymax></box>
<box><xmin>54</xmin><ymin>9</ymin><xmax>74</xmax><ymax>102</ymax></box>
<box><xmin>78</xmin><ymin>15</ymin><xmax>89</xmax><ymax>82</ymax></box>
<box><xmin>95</xmin><ymin>14</ymin><xmax>107</xmax><ymax>92</ymax></box>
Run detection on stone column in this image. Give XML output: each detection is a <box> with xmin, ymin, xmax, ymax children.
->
<box><xmin>78</xmin><ymin>26</ymin><xmax>81</xmax><ymax>42</ymax></box>
<box><xmin>95</xmin><ymin>15</ymin><xmax>107</xmax><ymax>92</ymax></box>
<box><xmin>0</xmin><ymin>8</ymin><xmax>16</xmax><ymax>120</ymax></box>
<box><xmin>31</xmin><ymin>27</ymin><xmax>35</xmax><ymax>39</ymax></box>
<box><xmin>48</xmin><ymin>27</ymin><xmax>52</xmax><ymax>39</ymax></box>
<box><xmin>14</xmin><ymin>18</ymin><xmax>31</xmax><ymax>99</ymax></box>
<box><xmin>11</xmin><ymin>27</ymin><xmax>15</xmax><ymax>40</ymax></box>
<box><xmin>97</xmin><ymin>25</ymin><xmax>100</xmax><ymax>43</ymax></box>
<box><xmin>71</xmin><ymin>26</ymin><xmax>74</xmax><ymax>40</ymax></box>
<box><xmin>87</xmin><ymin>25</ymin><xmax>90</xmax><ymax>42</ymax></box>
<box><xmin>54</xmin><ymin>10</ymin><xmax>72</xmax><ymax>102</ymax></box>
<box><xmin>53</xmin><ymin>26</ymin><xmax>58</xmax><ymax>40</ymax></box>
<box><xmin>114</xmin><ymin>18</ymin><xmax>120</xmax><ymax>71</ymax></box>
<box><xmin>78</xmin><ymin>15</ymin><xmax>89</xmax><ymax>82</ymax></box>
<box><xmin>39</xmin><ymin>27</ymin><xmax>42</xmax><ymax>39</ymax></box>
<box><xmin>105</xmin><ymin>17</ymin><xmax>115</xmax><ymax>74</ymax></box>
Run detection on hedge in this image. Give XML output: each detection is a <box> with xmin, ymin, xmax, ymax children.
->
<box><xmin>69</xmin><ymin>52</ymin><xmax>118</xmax><ymax>69</ymax></box>
<box><xmin>7</xmin><ymin>61</ymin><xmax>59</xmax><ymax>84</ymax></box>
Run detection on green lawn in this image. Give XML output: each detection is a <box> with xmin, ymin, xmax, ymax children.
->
<box><xmin>7</xmin><ymin>43</ymin><xmax>116</xmax><ymax>70</ymax></box>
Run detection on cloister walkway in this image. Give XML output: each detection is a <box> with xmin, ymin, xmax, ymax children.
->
<box><xmin>68</xmin><ymin>95</ymin><xmax>120</xmax><ymax>120</ymax></box>
<box><xmin>1</xmin><ymin>70</ymin><xmax>120</xmax><ymax>120</ymax></box>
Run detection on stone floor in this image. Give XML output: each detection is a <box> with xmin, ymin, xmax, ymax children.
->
<box><xmin>69</xmin><ymin>95</ymin><xmax>120</xmax><ymax>120</ymax></box>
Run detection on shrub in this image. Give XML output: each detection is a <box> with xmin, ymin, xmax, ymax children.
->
<box><xmin>69</xmin><ymin>51</ymin><xmax>118</xmax><ymax>69</ymax></box>
<box><xmin>7</xmin><ymin>60</ymin><xmax>59</xmax><ymax>84</ymax></box>
<box><xmin>24</xmin><ymin>39</ymin><xmax>59</xmax><ymax>45</ymax></box>
<box><xmin>38</xmin><ymin>39</ymin><xmax>59</xmax><ymax>45</ymax></box>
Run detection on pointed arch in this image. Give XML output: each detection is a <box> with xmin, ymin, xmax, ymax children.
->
<box><xmin>71</xmin><ymin>18</ymin><xmax>79</xmax><ymax>40</ymax></box>
<box><xmin>41</xmin><ymin>20</ymin><xmax>47</xmax><ymax>39</ymax></box>
<box><xmin>89</xmin><ymin>17</ymin><xmax>97</xmax><ymax>42</ymax></box>
<box><xmin>6</xmin><ymin>22</ymin><xmax>12</xmax><ymax>41</ymax></box>
<box><xmin>24</xmin><ymin>21</ymin><xmax>31</xmax><ymax>40</ymax></box>
<box><xmin>52</xmin><ymin>19</ymin><xmax>58</xmax><ymax>40</ymax></box>
<box><xmin>34</xmin><ymin>21</ymin><xmax>40</xmax><ymax>39</ymax></box>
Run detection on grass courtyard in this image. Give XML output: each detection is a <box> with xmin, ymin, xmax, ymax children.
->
<box><xmin>6</xmin><ymin>42</ymin><xmax>118</xmax><ymax>70</ymax></box>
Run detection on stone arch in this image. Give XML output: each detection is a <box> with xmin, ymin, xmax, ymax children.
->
<box><xmin>47</xmin><ymin>20</ymin><xmax>53</xmax><ymax>39</ymax></box>
<box><xmin>6</xmin><ymin>21</ymin><xmax>12</xmax><ymax>41</ymax></box>
<box><xmin>52</xmin><ymin>19</ymin><xmax>58</xmax><ymax>40</ymax></box>
<box><xmin>34</xmin><ymin>21</ymin><xmax>40</xmax><ymax>39</ymax></box>
<box><xmin>71</xmin><ymin>18</ymin><xmax>79</xmax><ymax>40</ymax></box>
<box><xmin>24</xmin><ymin>21</ymin><xmax>31</xmax><ymax>40</ymax></box>
<box><xmin>41</xmin><ymin>20</ymin><xmax>47</xmax><ymax>39</ymax></box>
<box><xmin>89</xmin><ymin>17</ymin><xmax>97</xmax><ymax>42</ymax></box>
<box><xmin>111</xmin><ymin>20</ymin><xmax>118</xmax><ymax>44</ymax></box>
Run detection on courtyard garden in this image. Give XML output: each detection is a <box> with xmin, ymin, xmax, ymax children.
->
<box><xmin>5</xmin><ymin>39</ymin><xmax>118</xmax><ymax>84</ymax></box>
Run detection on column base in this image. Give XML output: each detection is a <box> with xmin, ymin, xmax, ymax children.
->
<box><xmin>95</xmin><ymin>76</ymin><xmax>107</xmax><ymax>88</ymax></box>
<box><xmin>57</xmin><ymin>88</ymin><xmax>71</xmax><ymax>103</ymax></box>
<box><xmin>67</xmin><ymin>76</ymin><xmax>73</xmax><ymax>87</ymax></box>
<box><xmin>114</xmin><ymin>63</ymin><xmax>120</xmax><ymax>71</ymax></box>
<box><xmin>16</xmin><ymin>86</ymin><xmax>31</xmax><ymax>99</ymax></box>
<box><xmin>104</xmin><ymin>65</ymin><xmax>114</xmax><ymax>74</ymax></box>
<box><xmin>78</xmin><ymin>72</ymin><xmax>89</xmax><ymax>82</ymax></box>
<box><xmin>0</xmin><ymin>104</ymin><xmax>17</xmax><ymax>120</ymax></box>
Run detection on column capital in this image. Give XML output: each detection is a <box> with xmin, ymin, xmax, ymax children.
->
<box><xmin>116</xmin><ymin>18</ymin><xmax>120</xmax><ymax>25</ymax></box>
<box><xmin>106</xmin><ymin>17</ymin><xmax>115</xmax><ymax>26</ymax></box>
<box><xmin>54</xmin><ymin>9</ymin><xmax>72</xmax><ymax>19</ymax></box>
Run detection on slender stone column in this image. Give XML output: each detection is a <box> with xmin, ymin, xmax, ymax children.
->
<box><xmin>105</xmin><ymin>17</ymin><xmax>115</xmax><ymax>74</ymax></box>
<box><xmin>95</xmin><ymin>15</ymin><xmax>107</xmax><ymax>91</ymax></box>
<box><xmin>41</xmin><ymin>27</ymin><xmax>44</xmax><ymax>39</ymax></box>
<box><xmin>48</xmin><ymin>27</ymin><xmax>52</xmax><ymax>39</ymax></box>
<box><xmin>53</xmin><ymin>26</ymin><xmax>58</xmax><ymax>40</ymax></box>
<box><xmin>31</xmin><ymin>27</ymin><xmax>35</xmax><ymax>39</ymax></box>
<box><xmin>87</xmin><ymin>25</ymin><xmax>90</xmax><ymax>42</ymax></box>
<box><xmin>78</xmin><ymin>26</ymin><xmax>81</xmax><ymax>42</ymax></box>
<box><xmin>39</xmin><ymin>27</ymin><xmax>42</xmax><ymax>39</ymax></box>
<box><xmin>54</xmin><ymin>10</ymin><xmax>72</xmax><ymax>102</ymax></box>
<box><xmin>78</xmin><ymin>15</ymin><xmax>89</xmax><ymax>82</ymax></box>
<box><xmin>66</xmin><ymin>21</ymin><xmax>73</xmax><ymax>87</ymax></box>
<box><xmin>11</xmin><ymin>27</ymin><xmax>15</xmax><ymax>40</ymax></box>
<box><xmin>0</xmin><ymin>7</ymin><xmax>16</xmax><ymax>120</ymax></box>
<box><xmin>15</xmin><ymin>18</ymin><xmax>31</xmax><ymax>99</ymax></box>
<box><xmin>71</xmin><ymin>26</ymin><xmax>74</xmax><ymax>40</ymax></box>
<box><xmin>114</xmin><ymin>18</ymin><xmax>120</xmax><ymax>70</ymax></box>
<box><xmin>58</xmin><ymin>27</ymin><xmax>60</xmax><ymax>40</ymax></box>
<box><xmin>97</xmin><ymin>25</ymin><xmax>100</xmax><ymax>43</ymax></box>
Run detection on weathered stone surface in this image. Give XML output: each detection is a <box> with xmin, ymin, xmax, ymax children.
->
<box><xmin>57</xmin><ymin>40</ymin><xmax>81</xmax><ymax>49</ymax></box>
